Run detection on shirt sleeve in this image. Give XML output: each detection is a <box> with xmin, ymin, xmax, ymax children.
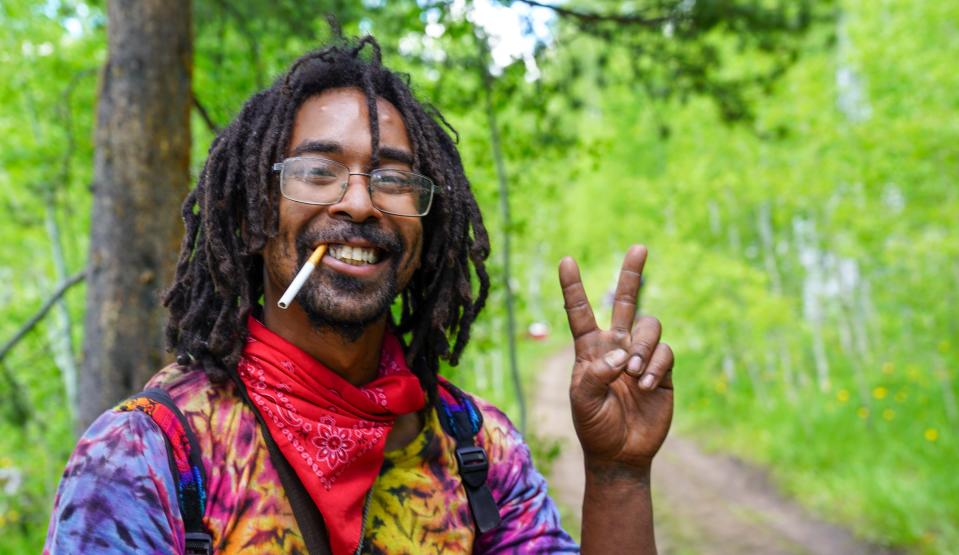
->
<box><xmin>43</xmin><ymin>408</ymin><xmax>185</xmax><ymax>555</ymax></box>
<box><xmin>473</xmin><ymin>404</ymin><xmax>580</xmax><ymax>554</ymax></box>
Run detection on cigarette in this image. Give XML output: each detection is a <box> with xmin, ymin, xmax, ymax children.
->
<box><xmin>277</xmin><ymin>244</ymin><xmax>327</xmax><ymax>309</ymax></box>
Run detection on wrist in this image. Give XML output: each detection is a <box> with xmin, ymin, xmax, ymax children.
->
<box><xmin>584</xmin><ymin>457</ymin><xmax>652</xmax><ymax>487</ymax></box>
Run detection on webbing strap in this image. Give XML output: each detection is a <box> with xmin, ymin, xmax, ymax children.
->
<box><xmin>437</xmin><ymin>381</ymin><xmax>502</xmax><ymax>534</ymax></box>
<box><xmin>117</xmin><ymin>389</ymin><xmax>212</xmax><ymax>555</ymax></box>
<box><xmin>231</xmin><ymin>375</ymin><xmax>333</xmax><ymax>555</ymax></box>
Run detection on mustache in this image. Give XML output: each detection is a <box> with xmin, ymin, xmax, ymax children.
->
<box><xmin>295</xmin><ymin>221</ymin><xmax>403</xmax><ymax>258</ymax></box>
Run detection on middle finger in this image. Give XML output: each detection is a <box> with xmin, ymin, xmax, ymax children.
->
<box><xmin>610</xmin><ymin>245</ymin><xmax>648</xmax><ymax>338</ymax></box>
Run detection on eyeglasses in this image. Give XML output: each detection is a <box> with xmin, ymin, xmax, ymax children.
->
<box><xmin>272</xmin><ymin>156</ymin><xmax>435</xmax><ymax>217</ymax></box>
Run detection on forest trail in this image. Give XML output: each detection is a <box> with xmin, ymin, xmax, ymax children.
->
<box><xmin>533</xmin><ymin>347</ymin><xmax>900</xmax><ymax>555</ymax></box>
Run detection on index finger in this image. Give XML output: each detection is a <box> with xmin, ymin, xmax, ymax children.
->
<box><xmin>610</xmin><ymin>245</ymin><xmax>648</xmax><ymax>336</ymax></box>
<box><xmin>558</xmin><ymin>256</ymin><xmax>599</xmax><ymax>353</ymax></box>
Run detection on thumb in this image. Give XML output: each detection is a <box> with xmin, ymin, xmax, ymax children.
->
<box><xmin>577</xmin><ymin>348</ymin><xmax>628</xmax><ymax>398</ymax></box>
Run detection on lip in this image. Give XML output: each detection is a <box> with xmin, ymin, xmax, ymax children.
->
<box><xmin>318</xmin><ymin>248</ymin><xmax>389</xmax><ymax>278</ymax></box>
<box><xmin>315</xmin><ymin>238</ymin><xmax>383</xmax><ymax>251</ymax></box>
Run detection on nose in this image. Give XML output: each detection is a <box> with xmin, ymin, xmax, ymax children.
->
<box><xmin>328</xmin><ymin>173</ymin><xmax>381</xmax><ymax>223</ymax></box>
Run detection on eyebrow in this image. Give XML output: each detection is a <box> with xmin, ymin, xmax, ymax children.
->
<box><xmin>289</xmin><ymin>140</ymin><xmax>414</xmax><ymax>166</ymax></box>
<box><xmin>290</xmin><ymin>140</ymin><xmax>341</xmax><ymax>157</ymax></box>
<box><xmin>378</xmin><ymin>146</ymin><xmax>414</xmax><ymax>166</ymax></box>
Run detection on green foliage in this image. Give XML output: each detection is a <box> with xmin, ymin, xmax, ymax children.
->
<box><xmin>1</xmin><ymin>0</ymin><xmax>955</xmax><ymax>552</ymax></box>
<box><xmin>0</xmin><ymin>0</ymin><xmax>101</xmax><ymax>546</ymax></box>
<box><xmin>520</xmin><ymin>1</ymin><xmax>958</xmax><ymax>551</ymax></box>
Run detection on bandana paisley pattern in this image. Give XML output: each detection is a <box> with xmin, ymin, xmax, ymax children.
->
<box><xmin>238</xmin><ymin>316</ymin><xmax>425</xmax><ymax>555</ymax></box>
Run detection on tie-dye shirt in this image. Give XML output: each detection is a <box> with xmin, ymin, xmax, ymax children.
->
<box><xmin>44</xmin><ymin>365</ymin><xmax>579</xmax><ymax>554</ymax></box>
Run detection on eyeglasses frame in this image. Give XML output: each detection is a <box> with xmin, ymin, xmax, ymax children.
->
<box><xmin>271</xmin><ymin>156</ymin><xmax>435</xmax><ymax>217</ymax></box>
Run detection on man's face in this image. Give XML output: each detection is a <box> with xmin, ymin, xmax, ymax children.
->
<box><xmin>262</xmin><ymin>87</ymin><xmax>423</xmax><ymax>336</ymax></box>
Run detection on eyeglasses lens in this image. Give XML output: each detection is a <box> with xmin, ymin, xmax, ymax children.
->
<box><xmin>281</xmin><ymin>158</ymin><xmax>433</xmax><ymax>216</ymax></box>
<box><xmin>370</xmin><ymin>170</ymin><xmax>432</xmax><ymax>216</ymax></box>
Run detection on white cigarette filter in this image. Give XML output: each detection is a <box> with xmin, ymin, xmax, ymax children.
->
<box><xmin>277</xmin><ymin>244</ymin><xmax>327</xmax><ymax>309</ymax></box>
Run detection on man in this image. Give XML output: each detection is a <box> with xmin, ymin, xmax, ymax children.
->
<box><xmin>45</xmin><ymin>38</ymin><xmax>674</xmax><ymax>554</ymax></box>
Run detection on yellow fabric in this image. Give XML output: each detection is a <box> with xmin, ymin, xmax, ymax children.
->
<box><xmin>363</xmin><ymin>408</ymin><xmax>475</xmax><ymax>553</ymax></box>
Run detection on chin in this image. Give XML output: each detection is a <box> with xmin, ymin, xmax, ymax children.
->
<box><xmin>297</xmin><ymin>272</ymin><xmax>397</xmax><ymax>339</ymax></box>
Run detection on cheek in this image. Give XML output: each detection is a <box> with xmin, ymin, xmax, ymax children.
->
<box><xmin>263</xmin><ymin>231</ymin><xmax>292</xmax><ymax>265</ymax></box>
<box><xmin>403</xmin><ymin>223</ymin><xmax>423</xmax><ymax>273</ymax></box>
<box><xmin>273</xmin><ymin>204</ymin><xmax>313</xmax><ymax>255</ymax></box>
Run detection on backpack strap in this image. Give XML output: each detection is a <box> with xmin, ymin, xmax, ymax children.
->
<box><xmin>436</xmin><ymin>378</ymin><xmax>502</xmax><ymax>534</ymax></box>
<box><xmin>230</xmin><ymin>374</ymin><xmax>332</xmax><ymax>555</ymax></box>
<box><xmin>115</xmin><ymin>388</ymin><xmax>213</xmax><ymax>555</ymax></box>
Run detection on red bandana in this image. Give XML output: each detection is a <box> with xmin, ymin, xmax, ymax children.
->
<box><xmin>238</xmin><ymin>316</ymin><xmax>426</xmax><ymax>555</ymax></box>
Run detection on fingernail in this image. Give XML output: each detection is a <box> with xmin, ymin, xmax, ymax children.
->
<box><xmin>641</xmin><ymin>374</ymin><xmax>656</xmax><ymax>390</ymax></box>
<box><xmin>606</xmin><ymin>349</ymin><xmax>628</xmax><ymax>366</ymax></box>
<box><xmin>627</xmin><ymin>355</ymin><xmax>642</xmax><ymax>374</ymax></box>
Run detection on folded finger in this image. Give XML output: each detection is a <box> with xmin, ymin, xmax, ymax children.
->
<box><xmin>638</xmin><ymin>342</ymin><xmax>674</xmax><ymax>391</ymax></box>
<box><xmin>626</xmin><ymin>315</ymin><xmax>662</xmax><ymax>377</ymax></box>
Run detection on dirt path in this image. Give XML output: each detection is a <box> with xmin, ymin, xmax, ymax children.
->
<box><xmin>533</xmin><ymin>347</ymin><xmax>899</xmax><ymax>555</ymax></box>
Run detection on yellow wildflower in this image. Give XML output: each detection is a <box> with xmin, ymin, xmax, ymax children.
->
<box><xmin>882</xmin><ymin>409</ymin><xmax>895</xmax><ymax>421</ymax></box>
<box><xmin>857</xmin><ymin>407</ymin><xmax>870</xmax><ymax>419</ymax></box>
<box><xmin>895</xmin><ymin>390</ymin><xmax>908</xmax><ymax>403</ymax></box>
<box><xmin>6</xmin><ymin>510</ymin><xmax>18</xmax><ymax>523</ymax></box>
<box><xmin>836</xmin><ymin>389</ymin><xmax>850</xmax><ymax>403</ymax></box>
<box><xmin>714</xmin><ymin>381</ymin><xmax>727</xmax><ymax>394</ymax></box>
<box><xmin>925</xmin><ymin>428</ymin><xmax>939</xmax><ymax>442</ymax></box>
<box><xmin>872</xmin><ymin>386</ymin><xmax>888</xmax><ymax>400</ymax></box>
<box><xmin>882</xmin><ymin>362</ymin><xmax>894</xmax><ymax>375</ymax></box>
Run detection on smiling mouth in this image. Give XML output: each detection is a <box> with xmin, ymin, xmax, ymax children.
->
<box><xmin>326</xmin><ymin>243</ymin><xmax>384</xmax><ymax>266</ymax></box>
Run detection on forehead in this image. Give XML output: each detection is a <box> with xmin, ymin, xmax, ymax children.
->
<box><xmin>287</xmin><ymin>87</ymin><xmax>411</xmax><ymax>156</ymax></box>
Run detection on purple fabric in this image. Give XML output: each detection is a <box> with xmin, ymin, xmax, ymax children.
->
<box><xmin>44</xmin><ymin>365</ymin><xmax>579</xmax><ymax>554</ymax></box>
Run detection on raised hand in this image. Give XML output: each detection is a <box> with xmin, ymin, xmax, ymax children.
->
<box><xmin>559</xmin><ymin>245</ymin><xmax>674</xmax><ymax>471</ymax></box>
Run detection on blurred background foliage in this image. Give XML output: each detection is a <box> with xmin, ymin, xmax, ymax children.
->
<box><xmin>0</xmin><ymin>0</ymin><xmax>956</xmax><ymax>552</ymax></box>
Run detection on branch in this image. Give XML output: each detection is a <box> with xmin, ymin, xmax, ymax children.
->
<box><xmin>193</xmin><ymin>92</ymin><xmax>221</xmax><ymax>135</ymax></box>
<box><xmin>514</xmin><ymin>0</ymin><xmax>672</xmax><ymax>27</ymax></box>
<box><xmin>0</xmin><ymin>270</ymin><xmax>87</xmax><ymax>364</ymax></box>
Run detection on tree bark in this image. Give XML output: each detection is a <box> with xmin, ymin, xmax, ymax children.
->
<box><xmin>79</xmin><ymin>0</ymin><xmax>192</xmax><ymax>432</ymax></box>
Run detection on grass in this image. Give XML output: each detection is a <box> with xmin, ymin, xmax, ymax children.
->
<box><xmin>676</xmin><ymin>355</ymin><xmax>958</xmax><ymax>554</ymax></box>
<box><xmin>462</xmin><ymin>327</ymin><xmax>959</xmax><ymax>554</ymax></box>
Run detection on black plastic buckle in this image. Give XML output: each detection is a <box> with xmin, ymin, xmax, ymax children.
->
<box><xmin>185</xmin><ymin>532</ymin><xmax>213</xmax><ymax>555</ymax></box>
<box><xmin>455</xmin><ymin>446</ymin><xmax>489</xmax><ymax>488</ymax></box>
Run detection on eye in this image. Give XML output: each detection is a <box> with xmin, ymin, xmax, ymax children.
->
<box><xmin>374</xmin><ymin>171</ymin><xmax>417</xmax><ymax>192</ymax></box>
<box><xmin>307</xmin><ymin>168</ymin><xmax>335</xmax><ymax>178</ymax></box>
<box><xmin>297</xmin><ymin>165</ymin><xmax>340</xmax><ymax>185</ymax></box>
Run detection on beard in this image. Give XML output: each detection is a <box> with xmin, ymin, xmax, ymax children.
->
<box><xmin>297</xmin><ymin>264</ymin><xmax>399</xmax><ymax>342</ymax></box>
<box><xmin>292</xmin><ymin>222</ymin><xmax>404</xmax><ymax>342</ymax></box>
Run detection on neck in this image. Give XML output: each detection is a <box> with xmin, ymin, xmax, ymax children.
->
<box><xmin>261</xmin><ymin>302</ymin><xmax>387</xmax><ymax>387</ymax></box>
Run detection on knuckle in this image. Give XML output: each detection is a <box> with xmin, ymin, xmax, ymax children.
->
<box><xmin>561</xmin><ymin>282</ymin><xmax>583</xmax><ymax>295</ymax></box>
<box><xmin>632</xmin><ymin>339</ymin><xmax>655</xmax><ymax>354</ymax></box>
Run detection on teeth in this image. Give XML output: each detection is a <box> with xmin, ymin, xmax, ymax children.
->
<box><xmin>329</xmin><ymin>244</ymin><xmax>380</xmax><ymax>265</ymax></box>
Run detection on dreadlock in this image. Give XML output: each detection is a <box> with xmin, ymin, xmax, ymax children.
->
<box><xmin>163</xmin><ymin>36</ymin><xmax>491</xmax><ymax>401</ymax></box>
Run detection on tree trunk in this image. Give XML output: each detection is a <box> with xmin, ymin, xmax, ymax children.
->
<box><xmin>79</xmin><ymin>0</ymin><xmax>192</xmax><ymax>432</ymax></box>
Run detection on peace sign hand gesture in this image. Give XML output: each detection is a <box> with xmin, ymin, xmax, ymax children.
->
<box><xmin>559</xmin><ymin>245</ymin><xmax>674</xmax><ymax>472</ymax></box>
